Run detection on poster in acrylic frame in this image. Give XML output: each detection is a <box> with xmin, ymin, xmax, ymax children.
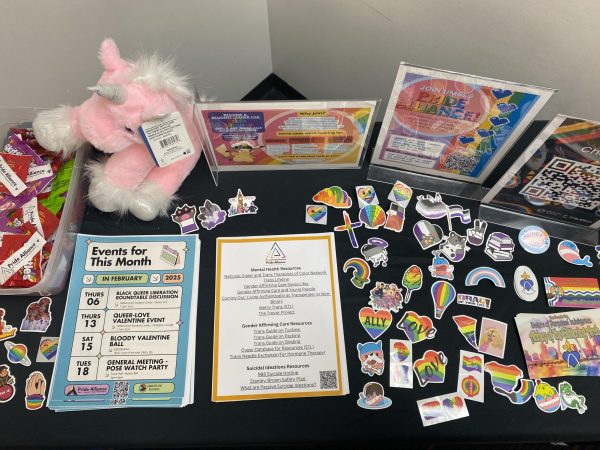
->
<box><xmin>195</xmin><ymin>100</ymin><xmax>379</xmax><ymax>171</ymax></box>
<box><xmin>370</xmin><ymin>63</ymin><xmax>555</xmax><ymax>185</ymax></box>
<box><xmin>482</xmin><ymin>115</ymin><xmax>600</xmax><ymax>235</ymax></box>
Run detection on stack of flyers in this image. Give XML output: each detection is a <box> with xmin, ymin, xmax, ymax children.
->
<box><xmin>485</xmin><ymin>232</ymin><xmax>514</xmax><ymax>261</ymax></box>
<box><xmin>47</xmin><ymin>234</ymin><xmax>200</xmax><ymax>410</ymax></box>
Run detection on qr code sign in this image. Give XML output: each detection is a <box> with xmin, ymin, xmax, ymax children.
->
<box><xmin>319</xmin><ymin>370</ymin><xmax>338</xmax><ymax>390</ymax></box>
<box><xmin>520</xmin><ymin>157</ymin><xmax>600</xmax><ymax>210</ymax></box>
<box><xmin>112</xmin><ymin>381</ymin><xmax>130</xmax><ymax>398</ymax></box>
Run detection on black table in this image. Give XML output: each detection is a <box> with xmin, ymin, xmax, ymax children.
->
<box><xmin>2</xmin><ymin>122</ymin><xmax>599</xmax><ymax>448</ymax></box>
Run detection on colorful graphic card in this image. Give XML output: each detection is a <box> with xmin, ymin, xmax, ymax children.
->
<box><xmin>515</xmin><ymin>309</ymin><xmax>600</xmax><ymax>379</ymax></box>
<box><xmin>478</xmin><ymin>318</ymin><xmax>507</xmax><ymax>359</ymax></box>
<box><xmin>372</xmin><ymin>63</ymin><xmax>554</xmax><ymax>183</ymax></box>
<box><xmin>544</xmin><ymin>277</ymin><xmax>600</xmax><ymax>309</ymax></box>
<box><xmin>196</xmin><ymin>100</ymin><xmax>378</xmax><ymax>170</ymax></box>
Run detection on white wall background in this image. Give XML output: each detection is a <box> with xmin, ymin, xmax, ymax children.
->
<box><xmin>1</xmin><ymin>0</ymin><xmax>598</xmax><ymax>122</ymax></box>
<box><xmin>268</xmin><ymin>0</ymin><xmax>599</xmax><ymax>121</ymax></box>
<box><xmin>0</xmin><ymin>0</ymin><xmax>272</xmax><ymax>108</ymax></box>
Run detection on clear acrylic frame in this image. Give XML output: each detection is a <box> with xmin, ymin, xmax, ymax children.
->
<box><xmin>194</xmin><ymin>99</ymin><xmax>379</xmax><ymax>185</ymax></box>
<box><xmin>368</xmin><ymin>62</ymin><xmax>556</xmax><ymax>200</ymax></box>
<box><xmin>480</xmin><ymin>114</ymin><xmax>600</xmax><ymax>245</ymax></box>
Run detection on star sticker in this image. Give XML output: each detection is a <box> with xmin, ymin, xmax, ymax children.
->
<box><xmin>333</xmin><ymin>211</ymin><xmax>362</xmax><ymax>249</ymax></box>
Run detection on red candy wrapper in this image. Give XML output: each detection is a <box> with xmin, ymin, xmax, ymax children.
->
<box><xmin>0</xmin><ymin>152</ymin><xmax>33</xmax><ymax>196</ymax></box>
<box><xmin>0</xmin><ymin>224</ymin><xmax>45</xmax><ymax>287</ymax></box>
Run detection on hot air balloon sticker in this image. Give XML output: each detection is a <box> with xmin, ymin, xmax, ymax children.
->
<box><xmin>358</xmin><ymin>204</ymin><xmax>386</xmax><ymax>230</ymax></box>
<box><xmin>402</xmin><ymin>265</ymin><xmax>423</xmax><ymax>304</ymax></box>
<box><xmin>431</xmin><ymin>281</ymin><xmax>456</xmax><ymax>320</ymax></box>
<box><xmin>343</xmin><ymin>258</ymin><xmax>371</xmax><ymax>289</ymax></box>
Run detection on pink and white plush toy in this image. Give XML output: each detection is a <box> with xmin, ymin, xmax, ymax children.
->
<box><xmin>32</xmin><ymin>38</ymin><xmax>200</xmax><ymax>221</ymax></box>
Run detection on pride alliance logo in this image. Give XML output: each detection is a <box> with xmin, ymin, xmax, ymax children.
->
<box><xmin>265</xmin><ymin>243</ymin><xmax>286</xmax><ymax>264</ymax></box>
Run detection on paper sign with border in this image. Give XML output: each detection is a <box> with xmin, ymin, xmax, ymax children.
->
<box><xmin>196</xmin><ymin>100</ymin><xmax>379</xmax><ymax>171</ymax></box>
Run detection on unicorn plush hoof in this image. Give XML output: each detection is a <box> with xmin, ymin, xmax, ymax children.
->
<box><xmin>86</xmin><ymin>161</ymin><xmax>133</xmax><ymax>214</ymax></box>
<box><xmin>32</xmin><ymin>106</ymin><xmax>84</xmax><ymax>158</ymax></box>
<box><xmin>130</xmin><ymin>182</ymin><xmax>172</xmax><ymax>221</ymax></box>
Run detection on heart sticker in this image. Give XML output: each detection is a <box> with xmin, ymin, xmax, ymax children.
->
<box><xmin>397</xmin><ymin>311</ymin><xmax>437</xmax><ymax>343</ymax></box>
<box><xmin>442</xmin><ymin>395</ymin><xmax>465</xmax><ymax>418</ymax></box>
<box><xmin>458</xmin><ymin>136</ymin><xmax>475</xmax><ymax>145</ymax></box>
<box><xmin>39</xmin><ymin>337</ymin><xmax>59</xmax><ymax>361</ymax></box>
<box><xmin>307</xmin><ymin>205</ymin><xmax>326</xmax><ymax>220</ymax></box>
<box><xmin>476</xmin><ymin>129</ymin><xmax>495</xmax><ymax>138</ymax></box>
<box><xmin>489</xmin><ymin>116</ymin><xmax>509</xmax><ymax>127</ymax></box>
<box><xmin>413</xmin><ymin>350</ymin><xmax>447</xmax><ymax>387</ymax></box>
<box><xmin>359</xmin><ymin>307</ymin><xmax>392</xmax><ymax>340</ymax></box>
<box><xmin>491</xmin><ymin>89</ymin><xmax>513</xmax><ymax>100</ymax></box>
<box><xmin>496</xmin><ymin>102</ymin><xmax>518</xmax><ymax>115</ymax></box>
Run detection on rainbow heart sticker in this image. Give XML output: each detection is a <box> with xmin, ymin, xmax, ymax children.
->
<box><xmin>442</xmin><ymin>395</ymin><xmax>466</xmax><ymax>418</ymax></box>
<box><xmin>39</xmin><ymin>337</ymin><xmax>59</xmax><ymax>361</ymax></box>
<box><xmin>359</xmin><ymin>307</ymin><xmax>392</xmax><ymax>340</ymax></box>
<box><xmin>397</xmin><ymin>311</ymin><xmax>437</xmax><ymax>343</ymax></box>
<box><xmin>413</xmin><ymin>350</ymin><xmax>447</xmax><ymax>387</ymax></box>
<box><xmin>305</xmin><ymin>205</ymin><xmax>327</xmax><ymax>223</ymax></box>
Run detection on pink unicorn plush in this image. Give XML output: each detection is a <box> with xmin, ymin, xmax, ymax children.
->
<box><xmin>32</xmin><ymin>38</ymin><xmax>200</xmax><ymax>221</ymax></box>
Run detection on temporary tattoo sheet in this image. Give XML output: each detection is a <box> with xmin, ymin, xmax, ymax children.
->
<box><xmin>212</xmin><ymin>233</ymin><xmax>348</xmax><ymax>401</ymax></box>
<box><xmin>483</xmin><ymin>115</ymin><xmax>600</xmax><ymax>228</ymax></box>
<box><xmin>47</xmin><ymin>234</ymin><xmax>200</xmax><ymax>411</ymax></box>
<box><xmin>196</xmin><ymin>101</ymin><xmax>378</xmax><ymax>170</ymax></box>
<box><xmin>372</xmin><ymin>63</ymin><xmax>554</xmax><ymax>183</ymax></box>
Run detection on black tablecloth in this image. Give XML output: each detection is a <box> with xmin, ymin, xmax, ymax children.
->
<box><xmin>2</xmin><ymin>122</ymin><xmax>599</xmax><ymax>448</ymax></box>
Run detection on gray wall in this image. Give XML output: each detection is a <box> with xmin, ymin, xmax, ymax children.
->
<box><xmin>0</xmin><ymin>0</ymin><xmax>272</xmax><ymax>108</ymax></box>
<box><xmin>268</xmin><ymin>0</ymin><xmax>598</xmax><ymax>120</ymax></box>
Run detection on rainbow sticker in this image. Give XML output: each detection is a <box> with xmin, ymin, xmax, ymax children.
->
<box><xmin>465</xmin><ymin>267</ymin><xmax>506</xmax><ymax>288</ymax></box>
<box><xmin>358</xmin><ymin>204</ymin><xmax>386</xmax><ymax>229</ymax></box>
<box><xmin>313</xmin><ymin>186</ymin><xmax>352</xmax><ymax>209</ymax></box>
<box><xmin>431</xmin><ymin>280</ymin><xmax>456</xmax><ymax>319</ymax></box>
<box><xmin>413</xmin><ymin>350</ymin><xmax>447</xmax><ymax>387</ymax></box>
<box><xmin>397</xmin><ymin>311</ymin><xmax>437</xmax><ymax>343</ymax></box>
<box><xmin>484</xmin><ymin>361</ymin><xmax>523</xmax><ymax>393</ymax></box>
<box><xmin>343</xmin><ymin>258</ymin><xmax>371</xmax><ymax>289</ymax></box>
<box><xmin>388</xmin><ymin>180</ymin><xmax>413</xmax><ymax>208</ymax></box>
<box><xmin>452</xmin><ymin>315</ymin><xmax>478</xmax><ymax>349</ymax></box>
<box><xmin>4</xmin><ymin>341</ymin><xmax>31</xmax><ymax>366</ymax></box>
<box><xmin>391</xmin><ymin>340</ymin><xmax>411</xmax><ymax>363</ymax></box>
<box><xmin>493</xmin><ymin>378</ymin><xmax>535</xmax><ymax>405</ymax></box>
<box><xmin>359</xmin><ymin>307</ymin><xmax>392</xmax><ymax>340</ymax></box>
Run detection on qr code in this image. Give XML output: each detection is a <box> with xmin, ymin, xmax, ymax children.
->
<box><xmin>319</xmin><ymin>370</ymin><xmax>338</xmax><ymax>390</ymax></box>
<box><xmin>444</xmin><ymin>153</ymin><xmax>478</xmax><ymax>174</ymax></box>
<box><xmin>112</xmin><ymin>381</ymin><xmax>130</xmax><ymax>398</ymax></box>
<box><xmin>520</xmin><ymin>157</ymin><xmax>600</xmax><ymax>210</ymax></box>
<box><xmin>109</xmin><ymin>398</ymin><xmax>126</xmax><ymax>406</ymax></box>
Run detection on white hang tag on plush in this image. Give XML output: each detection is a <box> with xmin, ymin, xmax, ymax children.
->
<box><xmin>138</xmin><ymin>111</ymin><xmax>195</xmax><ymax>167</ymax></box>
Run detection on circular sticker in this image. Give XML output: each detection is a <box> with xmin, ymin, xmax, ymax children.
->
<box><xmin>518</xmin><ymin>226</ymin><xmax>550</xmax><ymax>254</ymax></box>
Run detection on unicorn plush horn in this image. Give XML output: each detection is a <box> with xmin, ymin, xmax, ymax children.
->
<box><xmin>87</xmin><ymin>84</ymin><xmax>128</xmax><ymax>104</ymax></box>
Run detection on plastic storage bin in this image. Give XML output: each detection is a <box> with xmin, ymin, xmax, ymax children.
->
<box><xmin>0</xmin><ymin>107</ymin><xmax>89</xmax><ymax>295</ymax></box>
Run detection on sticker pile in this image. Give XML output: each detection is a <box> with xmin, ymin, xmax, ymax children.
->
<box><xmin>326</xmin><ymin>180</ymin><xmax>592</xmax><ymax>424</ymax></box>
